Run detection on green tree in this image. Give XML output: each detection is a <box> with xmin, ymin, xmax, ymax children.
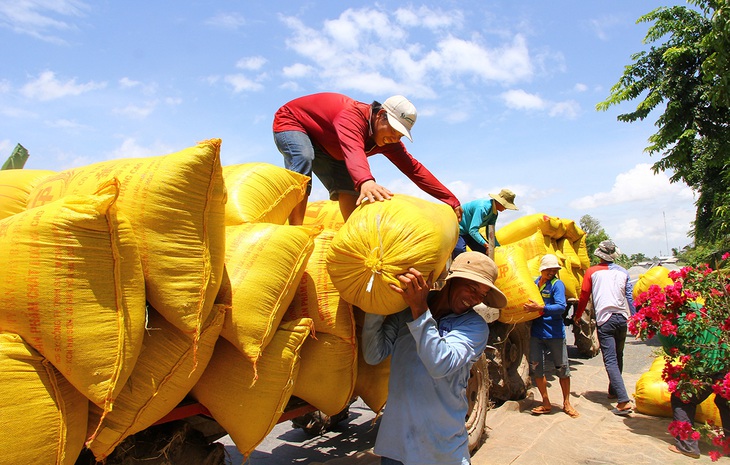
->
<box><xmin>597</xmin><ymin>1</ymin><xmax>730</xmax><ymax>260</ymax></box>
<box><xmin>579</xmin><ymin>214</ymin><xmax>610</xmax><ymax>266</ymax></box>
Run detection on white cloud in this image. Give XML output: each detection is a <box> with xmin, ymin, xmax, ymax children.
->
<box><xmin>113</xmin><ymin>101</ymin><xmax>157</xmax><ymax>119</ymax></box>
<box><xmin>570</xmin><ymin>163</ymin><xmax>694</xmax><ymax>209</ymax></box>
<box><xmin>236</xmin><ymin>56</ymin><xmax>267</xmax><ymax>70</ymax></box>
<box><xmin>165</xmin><ymin>97</ymin><xmax>182</xmax><ymax>105</ymax></box>
<box><xmin>0</xmin><ymin>79</ymin><xmax>10</xmax><ymax>93</ymax></box>
<box><xmin>0</xmin><ymin>0</ymin><xmax>89</xmax><ymax>43</ymax></box>
<box><xmin>204</xmin><ymin>12</ymin><xmax>246</xmax><ymax>30</ymax></box>
<box><xmin>282</xmin><ymin>63</ymin><xmax>313</xmax><ymax>78</ymax></box>
<box><xmin>106</xmin><ymin>138</ymin><xmax>173</xmax><ymax>160</ymax></box>
<box><xmin>119</xmin><ymin>77</ymin><xmax>140</xmax><ymax>88</ymax></box>
<box><xmin>548</xmin><ymin>100</ymin><xmax>580</xmax><ymax>119</ymax></box>
<box><xmin>21</xmin><ymin>71</ymin><xmax>105</xmax><ymax>101</ymax></box>
<box><xmin>0</xmin><ymin>106</ymin><xmax>36</xmax><ymax>118</ymax></box>
<box><xmin>574</xmin><ymin>83</ymin><xmax>588</xmax><ymax>93</ymax></box>
<box><xmin>588</xmin><ymin>15</ymin><xmax>623</xmax><ymax>42</ymax></box>
<box><xmin>502</xmin><ymin>89</ymin><xmax>545</xmax><ymax>110</ymax></box>
<box><xmin>279</xmin><ymin>6</ymin><xmax>534</xmax><ymax>98</ymax></box>
<box><xmin>224</xmin><ymin>74</ymin><xmax>264</xmax><ymax>92</ymax></box>
<box><xmin>46</xmin><ymin>118</ymin><xmax>86</xmax><ymax>129</ymax></box>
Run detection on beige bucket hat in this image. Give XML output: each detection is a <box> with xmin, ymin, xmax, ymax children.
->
<box><xmin>445</xmin><ymin>252</ymin><xmax>508</xmax><ymax>308</ymax></box>
<box><xmin>490</xmin><ymin>188</ymin><xmax>518</xmax><ymax>210</ymax></box>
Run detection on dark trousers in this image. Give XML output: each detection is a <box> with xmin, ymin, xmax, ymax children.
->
<box><xmin>671</xmin><ymin>384</ymin><xmax>730</xmax><ymax>455</ymax></box>
<box><xmin>597</xmin><ymin>313</ymin><xmax>629</xmax><ymax>403</ymax></box>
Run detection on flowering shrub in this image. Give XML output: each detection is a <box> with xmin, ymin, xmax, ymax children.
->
<box><xmin>629</xmin><ymin>255</ymin><xmax>730</xmax><ymax>460</ymax></box>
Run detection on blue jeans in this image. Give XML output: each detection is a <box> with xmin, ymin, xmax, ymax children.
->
<box><xmin>381</xmin><ymin>458</ymin><xmax>404</xmax><ymax>465</ymax></box>
<box><xmin>597</xmin><ymin>313</ymin><xmax>629</xmax><ymax>403</ymax></box>
<box><xmin>452</xmin><ymin>235</ymin><xmax>486</xmax><ymax>260</ymax></box>
<box><xmin>273</xmin><ymin>130</ymin><xmax>356</xmax><ymax>200</ymax></box>
<box><xmin>671</xmin><ymin>381</ymin><xmax>730</xmax><ymax>455</ymax></box>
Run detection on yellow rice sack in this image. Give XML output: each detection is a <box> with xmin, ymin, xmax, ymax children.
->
<box><xmin>220</xmin><ymin>223</ymin><xmax>320</xmax><ymax>370</ymax></box>
<box><xmin>0</xmin><ymin>169</ymin><xmax>55</xmax><ymax>220</ymax></box>
<box><xmin>633</xmin><ymin>266</ymin><xmax>673</xmax><ymax>301</ymax></box>
<box><xmin>0</xmin><ymin>180</ymin><xmax>146</xmax><ymax>409</ymax></box>
<box><xmin>496</xmin><ymin>213</ymin><xmax>565</xmax><ymax>245</ymax></box>
<box><xmin>85</xmin><ymin>305</ymin><xmax>226</xmax><ymax>460</ymax></box>
<box><xmin>223</xmin><ymin>162</ymin><xmax>309</xmax><ymax>225</ymax></box>
<box><xmin>285</xmin><ymin>229</ymin><xmax>356</xmax><ymax>342</ymax></box>
<box><xmin>191</xmin><ymin>318</ymin><xmax>313</xmax><ymax>458</ymax></box>
<box><xmin>494</xmin><ymin>246</ymin><xmax>543</xmax><ymax>324</ymax></box>
<box><xmin>559</xmin><ymin>258</ymin><xmax>581</xmax><ymax>300</ymax></box>
<box><xmin>352</xmin><ymin>308</ymin><xmax>390</xmax><ymax>413</ymax></box>
<box><xmin>292</xmin><ymin>333</ymin><xmax>357</xmax><ymax>415</ymax></box>
<box><xmin>557</xmin><ymin>238</ymin><xmax>581</xmax><ymax>269</ymax></box>
<box><xmin>560</xmin><ymin>218</ymin><xmax>585</xmax><ymax>243</ymax></box>
<box><xmin>26</xmin><ymin>139</ymin><xmax>226</xmax><ymax>340</ymax></box>
<box><xmin>0</xmin><ymin>332</ymin><xmax>88</xmax><ymax>465</ymax></box>
<box><xmin>576</xmin><ymin>235</ymin><xmax>591</xmax><ymax>269</ymax></box>
<box><xmin>634</xmin><ymin>357</ymin><xmax>722</xmax><ymax>425</ymax></box>
<box><xmin>303</xmin><ymin>200</ymin><xmax>346</xmax><ymax>231</ymax></box>
<box><xmin>327</xmin><ymin>195</ymin><xmax>458</xmax><ymax>315</ymax></box>
<box><xmin>509</xmin><ymin>229</ymin><xmax>548</xmax><ymax>261</ymax></box>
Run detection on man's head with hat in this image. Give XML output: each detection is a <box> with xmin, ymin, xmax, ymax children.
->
<box><xmin>594</xmin><ymin>240</ymin><xmax>620</xmax><ymax>263</ymax></box>
<box><xmin>444</xmin><ymin>252</ymin><xmax>507</xmax><ymax>313</ymax></box>
<box><xmin>490</xmin><ymin>188</ymin><xmax>518</xmax><ymax>212</ymax></box>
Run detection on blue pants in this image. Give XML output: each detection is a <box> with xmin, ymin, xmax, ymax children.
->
<box><xmin>671</xmin><ymin>383</ymin><xmax>730</xmax><ymax>455</ymax></box>
<box><xmin>597</xmin><ymin>313</ymin><xmax>629</xmax><ymax>403</ymax></box>
<box><xmin>452</xmin><ymin>234</ymin><xmax>486</xmax><ymax>260</ymax></box>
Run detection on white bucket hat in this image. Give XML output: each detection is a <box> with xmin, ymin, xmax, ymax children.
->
<box><xmin>383</xmin><ymin>95</ymin><xmax>417</xmax><ymax>142</ymax></box>
<box><xmin>539</xmin><ymin>254</ymin><xmax>561</xmax><ymax>272</ymax></box>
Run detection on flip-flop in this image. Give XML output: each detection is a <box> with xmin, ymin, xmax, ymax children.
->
<box><xmin>668</xmin><ymin>444</ymin><xmax>700</xmax><ymax>459</ymax></box>
<box><xmin>530</xmin><ymin>406</ymin><xmax>552</xmax><ymax>415</ymax></box>
<box><xmin>611</xmin><ymin>407</ymin><xmax>633</xmax><ymax>416</ymax></box>
<box><xmin>564</xmin><ymin>406</ymin><xmax>580</xmax><ymax>418</ymax></box>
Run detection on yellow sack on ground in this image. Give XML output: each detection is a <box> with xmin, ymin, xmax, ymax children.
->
<box><xmin>496</xmin><ymin>213</ymin><xmax>565</xmax><ymax>245</ymax></box>
<box><xmin>85</xmin><ymin>305</ymin><xmax>226</xmax><ymax>460</ymax></box>
<box><xmin>633</xmin><ymin>266</ymin><xmax>673</xmax><ymax>301</ymax></box>
<box><xmin>220</xmin><ymin>223</ymin><xmax>319</xmax><ymax>371</ymax></box>
<box><xmin>0</xmin><ymin>169</ymin><xmax>55</xmax><ymax>220</ymax></box>
<box><xmin>0</xmin><ymin>180</ymin><xmax>146</xmax><ymax>409</ymax></box>
<box><xmin>303</xmin><ymin>200</ymin><xmax>346</xmax><ymax>231</ymax></box>
<box><xmin>352</xmin><ymin>308</ymin><xmax>389</xmax><ymax>413</ymax></box>
<box><xmin>634</xmin><ymin>356</ymin><xmax>722</xmax><ymax>425</ymax></box>
<box><xmin>327</xmin><ymin>195</ymin><xmax>458</xmax><ymax>315</ymax></box>
<box><xmin>223</xmin><ymin>162</ymin><xmax>309</xmax><ymax>225</ymax></box>
<box><xmin>494</xmin><ymin>246</ymin><xmax>543</xmax><ymax>324</ymax></box>
<box><xmin>26</xmin><ymin>139</ymin><xmax>226</xmax><ymax>340</ymax></box>
<box><xmin>285</xmin><ymin>229</ymin><xmax>356</xmax><ymax>342</ymax></box>
<box><xmin>292</xmin><ymin>333</ymin><xmax>357</xmax><ymax>415</ymax></box>
<box><xmin>192</xmin><ymin>318</ymin><xmax>313</xmax><ymax>458</ymax></box>
<box><xmin>0</xmin><ymin>332</ymin><xmax>88</xmax><ymax>465</ymax></box>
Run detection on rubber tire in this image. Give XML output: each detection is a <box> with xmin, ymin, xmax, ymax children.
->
<box><xmin>467</xmin><ymin>353</ymin><xmax>490</xmax><ymax>454</ymax></box>
<box><xmin>487</xmin><ymin>321</ymin><xmax>531</xmax><ymax>401</ymax></box>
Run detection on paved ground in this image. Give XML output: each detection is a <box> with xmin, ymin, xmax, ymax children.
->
<box><xmin>220</xmin><ymin>331</ymin><xmax>728</xmax><ymax>465</ymax></box>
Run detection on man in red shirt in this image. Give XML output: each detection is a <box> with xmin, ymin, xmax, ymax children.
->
<box><xmin>273</xmin><ymin>92</ymin><xmax>462</xmax><ymax>225</ymax></box>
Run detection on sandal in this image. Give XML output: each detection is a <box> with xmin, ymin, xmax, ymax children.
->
<box><xmin>563</xmin><ymin>406</ymin><xmax>580</xmax><ymax>418</ymax></box>
<box><xmin>530</xmin><ymin>405</ymin><xmax>552</xmax><ymax>415</ymax></box>
<box><xmin>668</xmin><ymin>444</ymin><xmax>700</xmax><ymax>459</ymax></box>
<box><xmin>611</xmin><ymin>407</ymin><xmax>633</xmax><ymax>416</ymax></box>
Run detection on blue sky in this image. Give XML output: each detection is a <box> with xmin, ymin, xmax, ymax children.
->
<box><xmin>0</xmin><ymin>0</ymin><xmax>698</xmax><ymax>257</ymax></box>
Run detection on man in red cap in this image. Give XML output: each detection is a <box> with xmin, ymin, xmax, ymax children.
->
<box><xmin>273</xmin><ymin>92</ymin><xmax>462</xmax><ymax>225</ymax></box>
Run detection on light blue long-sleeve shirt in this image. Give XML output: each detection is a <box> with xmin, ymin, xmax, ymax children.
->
<box><xmin>362</xmin><ymin>306</ymin><xmax>488</xmax><ymax>465</ymax></box>
<box><xmin>458</xmin><ymin>199</ymin><xmax>499</xmax><ymax>247</ymax></box>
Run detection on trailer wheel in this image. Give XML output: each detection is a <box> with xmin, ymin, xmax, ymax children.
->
<box><xmin>487</xmin><ymin>322</ymin><xmax>531</xmax><ymax>401</ymax></box>
<box><xmin>466</xmin><ymin>353</ymin><xmax>490</xmax><ymax>454</ymax></box>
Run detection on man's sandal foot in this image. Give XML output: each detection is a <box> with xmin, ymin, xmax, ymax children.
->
<box><xmin>530</xmin><ymin>405</ymin><xmax>552</xmax><ymax>415</ymax></box>
<box><xmin>563</xmin><ymin>406</ymin><xmax>580</xmax><ymax>418</ymax></box>
<box><xmin>668</xmin><ymin>444</ymin><xmax>700</xmax><ymax>459</ymax></box>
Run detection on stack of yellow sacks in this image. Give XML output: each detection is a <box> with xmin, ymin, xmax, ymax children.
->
<box><xmin>0</xmin><ymin>146</ymin><xmax>464</xmax><ymax>463</ymax></box>
<box><xmin>489</xmin><ymin>213</ymin><xmax>590</xmax><ymax>324</ymax></box>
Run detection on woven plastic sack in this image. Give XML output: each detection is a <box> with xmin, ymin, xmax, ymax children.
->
<box><xmin>327</xmin><ymin>195</ymin><xmax>458</xmax><ymax>315</ymax></box>
<box><xmin>509</xmin><ymin>229</ymin><xmax>548</xmax><ymax>261</ymax></box>
<box><xmin>353</xmin><ymin>309</ymin><xmax>389</xmax><ymax>413</ymax></box>
<box><xmin>494</xmin><ymin>245</ymin><xmax>543</xmax><ymax>324</ymax></box>
<box><xmin>26</xmin><ymin>139</ymin><xmax>226</xmax><ymax>341</ymax></box>
<box><xmin>223</xmin><ymin>162</ymin><xmax>309</xmax><ymax>225</ymax></box>
<box><xmin>284</xmin><ymin>229</ymin><xmax>356</xmax><ymax>342</ymax></box>
<box><xmin>576</xmin><ymin>235</ymin><xmax>591</xmax><ymax>269</ymax></box>
<box><xmin>496</xmin><ymin>213</ymin><xmax>565</xmax><ymax>244</ymax></box>
<box><xmin>192</xmin><ymin>318</ymin><xmax>313</xmax><ymax>458</ymax></box>
<box><xmin>634</xmin><ymin>356</ymin><xmax>722</xmax><ymax>424</ymax></box>
<box><xmin>560</xmin><ymin>218</ymin><xmax>585</xmax><ymax>243</ymax></box>
<box><xmin>292</xmin><ymin>333</ymin><xmax>357</xmax><ymax>415</ymax></box>
<box><xmin>0</xmin><ymin>179</ymin><xmax>145</xmax><ymax>409</ymax></box>
<box><xmin>0</xmin><ymin>169</ymin><xmax>55</xmax><ymax>220</ymax></box>
<box><xmin>0</xmin><ymin>332</ymin><xmax>88</xmax><ymax>465</ymax></box>
<box><xmin>633</xmin><ymin>266</ymin><xmax>673</xmax><ymax>301</ymax></box>
<box><xmin>219</xmin><ymin>223</ymin><xmax>319</xmax><ymax>372</ymax></box>
<box><xmin>303</xmin><ymin>200</ymin><xmax>346</xmax><ymax>231</ymax></box>
<box><xmin>557</xmin><ymin>238</ymin><xmax>582</xmax><ymax>269</ymax></box>
<box><xmin>86</xmin><ymin>305</ymin><xmax>226</xmax><ymax>460</ymax></box>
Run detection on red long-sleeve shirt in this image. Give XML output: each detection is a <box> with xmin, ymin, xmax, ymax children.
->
<box><xmin>273</xmin><ymin>92</ymin><xmax>460</xmax><ymax>209</ymax></box>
